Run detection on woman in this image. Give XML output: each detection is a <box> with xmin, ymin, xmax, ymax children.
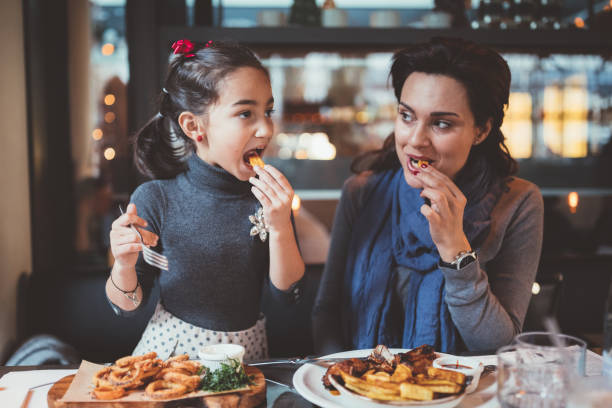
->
<box><xmin>312</xmin><ymin>37</ymin><xmax>544</xmax><ymax>354</ymax></box>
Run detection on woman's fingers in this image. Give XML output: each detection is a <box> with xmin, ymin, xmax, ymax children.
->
<box><xmin>420</xmin><ymin>187</ymin><xmax>451</xmax><ymax>216</ymax></box>
<box><xmin>421</xmin><ymin>203</ymin><xmax>442</xmax><ymax>224</ymax></box>
<box><xmin>417</xmin><ymin>168</ymin><xmax>466</xmax><ymax>213</ymax></box>
<box><xmin>418</xmin><ymin>165</ymin><xmax>464</xmax><ymax>200</ymax></box>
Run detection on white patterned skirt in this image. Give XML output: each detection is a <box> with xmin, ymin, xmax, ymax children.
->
<box><xmin>132</xmin><ymin>303</ymin><xmax>268</xmax><ymax>361</ymax></box>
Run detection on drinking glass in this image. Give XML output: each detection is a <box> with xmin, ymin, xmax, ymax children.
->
<box><xmin>566</xmin><ymin>376</ymin><xmax>612</xmax><ymax>408</ymax></box>
<box><xmin>514</xmin><ymin>331</ymin><xmax>586</xmax><ymax>376</ymax></box>
<box><xmin>497</xmin><ymin>338</ymin><xmax>582</xmax><ymax>408</ymax></box>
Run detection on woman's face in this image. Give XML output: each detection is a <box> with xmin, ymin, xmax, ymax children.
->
<box><xmin>395</xmin><ymin>72</ymin><xmax>486</xmax><ymax>189</ymax></box>
<box><xmin>198</xmin><ymin>67</ymin><xmax>274</xmax><ymax>181</ymax></box>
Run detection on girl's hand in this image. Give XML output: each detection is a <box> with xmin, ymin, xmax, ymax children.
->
<box><xmin>416</xmin><ymin>165</ymin><xmax>471</xmax><ymax>263</ymax></box>
<box><xmin>249</xmin><ymin>165</ymin><xmax>294</xmax><ymax>234</ymax></box>
<box><xmin>110</xmin><ymin>203</ymin><xmax>159</xmax><ymax>269</ymax></box>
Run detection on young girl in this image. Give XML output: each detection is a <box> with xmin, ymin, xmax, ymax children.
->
<box><xmin>105</xmin><ymin>40</ymin><xmax>305</xmax><ymax>360</ymax></box>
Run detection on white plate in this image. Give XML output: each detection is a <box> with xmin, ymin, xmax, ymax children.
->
<box><xmin>292</xmin><ymin>348</ymin><xmax>465</xmax><ymax>408</ymax></box>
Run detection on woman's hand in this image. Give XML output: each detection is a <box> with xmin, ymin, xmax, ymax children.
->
<box><xmin>110</xmin><ymin>203</ymin><xmax>159</xmax><ymax>269</ymax></box>
<box><xmin>416</xmin><ymin>165</ymin><xmax>471</xmax><ymax>263</ymax></box>
<box><xmin>249</xmin><ymin>165</ymin><xmax>294</xmax><ymax>234</ymax></box>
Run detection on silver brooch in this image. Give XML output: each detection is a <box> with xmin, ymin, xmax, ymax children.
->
<box><xmin>249</xmin><ymin>207</ymin><xmax>269</xmax><ymax>242</ymax></box>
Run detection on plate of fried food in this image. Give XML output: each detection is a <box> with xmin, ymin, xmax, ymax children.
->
<box><xmin>293</xmin><ymin>345</ymin><xmax>469</xmax><ymax>408</ymax></box>
<box><xmin>91</xmin><ymin>352</ymin><xmax>206</xmax><ymax>400</ymax></box>
<box><xmin>56</xmin><ymin>351</ymin><xmax>258</xmax><ymax>404</ymax></box>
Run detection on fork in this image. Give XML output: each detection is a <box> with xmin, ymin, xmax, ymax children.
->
<box><xmin>119</xmin><ymin>205</ymin><xmax>168</xmax><ymax>271</ymax></box>
<box><xmin>249</xmin><ymin>357</ymin><xmax>349</xmax><ymax>367</ymax></box>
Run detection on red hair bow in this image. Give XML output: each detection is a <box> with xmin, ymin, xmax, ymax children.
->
<box><xmin>171</xmin><ymin>39</ymin><xmax>195</xmax><ymax>58</ymax></box>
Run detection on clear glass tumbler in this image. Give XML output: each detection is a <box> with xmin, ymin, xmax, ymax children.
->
<box><xmin>514</xmin><ymin>331</ymin><xmax>586</xmax><ymax>376</ymax></box>
<box><xmin>497</xmin><ymin>335</ymin><xmax>585</xmax><ymax>408</ymax></box>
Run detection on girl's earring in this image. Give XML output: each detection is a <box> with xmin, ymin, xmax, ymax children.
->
<box><xmin>197</xmin><ymin>135</ymin><xmax>203</xmax><ymax>142</ymax></box>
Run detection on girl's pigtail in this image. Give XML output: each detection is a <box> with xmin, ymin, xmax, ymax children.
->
<box><xmin>133</xmin><ymin>113</ymin><xmax>188</xmax><ymax>180</ymax></box>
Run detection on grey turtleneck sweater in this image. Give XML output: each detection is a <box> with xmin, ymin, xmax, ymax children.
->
<box><xmin>109</xmin><ymin>154</ymin><xmax>301</xmax><ymax>331</ymax></box>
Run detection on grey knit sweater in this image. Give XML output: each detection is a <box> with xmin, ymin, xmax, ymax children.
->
<box><xmin>313</xmin><ymin>173</ymin><xmax>544</xmax><ymax>353</ymax></box>
<box><xmin>110</xmin><ymin>154</ymin><xmax>300</xmax><ymax>331</ymax></box>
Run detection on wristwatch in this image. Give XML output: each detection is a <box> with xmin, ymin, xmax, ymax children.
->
<box><xmin>439</xmin><ymin>250</ymin><xmax>477</xmax><ymax>270</ymax></box>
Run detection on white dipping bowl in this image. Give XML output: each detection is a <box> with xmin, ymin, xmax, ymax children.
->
<box><xmin>433</xmin><ymin>355</ymin><xmax>484</xmax><ymax>394</ymax></box>
<box><xmin>198</xmin><ymin>344</ymin><xmax>245</xmax><ymax>372</ymax></box>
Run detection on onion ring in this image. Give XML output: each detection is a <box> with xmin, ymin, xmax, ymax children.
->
<box><xmin>92</xmin><ymin>385</ymin><xmax>125</xmax><ymax>400</ymax></box>
<box><xmin>163</xmin><ymin>354</ymin><xmax>189</xmax><ymax>366</ymax></box>
<box><xmin>145</xmin><ymin>380</ymin><xmax>188</xmax><ymax>399</ymax></box>
<box><xmin>155</xmin><ymin>367</ymin><xmax>193</xmax><ymax>379</ymax></box>
<box><xmin>92</xmin><ymin>367</ymin><xmax>113</xmax><ymax>387</ymax></box>
<box><xmin>136</xmin><ymin>358</ymin><xmax>163</xmax><ymax>380</ymax></box>
<box><xmin>90</xmin><ymin>352</ymin><xmax>201</xmax><ymax>401</ymax></box>
<box><xmin>167</xmin><ymin>360</ymin><xmax>201</xmax><ymax>375</ymax></box>
<box><xmin>124</xmin><ymin>380</ymin><xmax>144</xmax><ymax>390</ymax></box>
<box><xmin>108</xmin><ymin>365</ymin><xmax>143</xmax><ymax>387</ymax></box>
<box><xmin>159</xmin><ymin>371</ymin><xmax>201</xmax><ymax>391</ymax></box>
<box><xmin>116</xmin><ymin>351</ymin><xmax>157</xmax><ymax>367</ymax></box>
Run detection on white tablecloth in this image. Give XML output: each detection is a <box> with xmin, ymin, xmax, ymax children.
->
<box><xmin>0</xmin><ymin>351</ymin><xmax>603</xmax><ymax>407</ymax></box>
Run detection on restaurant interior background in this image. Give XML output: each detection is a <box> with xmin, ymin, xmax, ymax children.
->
<box><xmin>1</xmin><ymin>0</ymin><xmax>612</xmax><ymax>364</ymax></box>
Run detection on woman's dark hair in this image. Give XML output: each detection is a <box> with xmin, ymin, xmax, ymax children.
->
<box><xmin>133</xmin><ymin>41</ymin><xmax>269</xmax><ymax>179</ymax></box>
<box><xmin>351</xmin><ymin>37</ymin><xmax>517</xmax><ymax>182</ymax></box>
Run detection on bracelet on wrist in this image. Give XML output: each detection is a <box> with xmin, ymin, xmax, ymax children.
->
<box><xmin>110</xmin><ymin>272</ymin><xmax>141</xmax><ymax>307</ymax></box>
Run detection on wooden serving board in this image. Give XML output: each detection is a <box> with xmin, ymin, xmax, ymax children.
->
<box><xmin>47</xmin><ymin>366</ymin><xmax>266</xmax><ymax>408</ymax></box>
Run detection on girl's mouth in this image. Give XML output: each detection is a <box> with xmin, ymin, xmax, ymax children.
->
<box><xmin>407</xmin><ymin>156</ymin><xmax>433</xmax><ymax>175</ymax></box>
<box><xmin>243</xmin><ymin>148</ymin><xmax>265</xmax><ymax>168</ymax></box>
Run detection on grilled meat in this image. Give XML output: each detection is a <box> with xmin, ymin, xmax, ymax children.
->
<box><xmin>366</xmin><ymin>344</ymin><xmax>398</xmax><ymax>373</ymax></box>
<box><xmin>322</xmin><ymin>358</ymin><xmax>369</xmax><ymax>390</ymax></box>
<box><xmin>321</xmin><ymin>345</ymin><xmax>439</xmax><ymax>389</ymax></box>
<box><xmin>397</xmin><ymin>345</ymin><xmax>437</xmax><ymax>375</ymax></box>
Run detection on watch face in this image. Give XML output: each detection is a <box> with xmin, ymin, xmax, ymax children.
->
<box><xmin>459</xmin><ymin>253</ymin><xmax>477</xmax><ymax>269</ymax></box>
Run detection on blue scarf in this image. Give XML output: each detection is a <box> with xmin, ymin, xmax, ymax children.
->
<box><xmin>341</xmin><ymin>162</ymin><xmax>503</xmax><ymax>353</ymax></box>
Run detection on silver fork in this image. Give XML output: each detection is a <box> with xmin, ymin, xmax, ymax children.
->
<box><xmin>249</xmin><ymin>357</ymin><xmax>348</xmax><ymax>367</ymax></box>
<box><xmin>119</xmin><ymin>206</ymin><xmax>168</xmax><ymax>270</ymax></box>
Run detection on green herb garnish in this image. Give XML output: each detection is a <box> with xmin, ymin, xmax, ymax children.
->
<box><xmin>200</xmin><ymin>359</ymin><xmax>254</xmax><ymax>392</ymax></box>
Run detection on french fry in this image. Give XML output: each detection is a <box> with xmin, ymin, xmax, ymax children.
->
<box><xmin>344</xmin><ymin>382</ymin><xmax>402</xmax><ymax>401</ymax></box>
<box><xmin>248</xmin><ymin>155</ymin><xmax>265</xmax><ymax>168</ymax></box>
<box><xmin>427</xmin><ymin>367</ymin><xmax>466</xmax><ymax>385</ymax></box>
<box><xmin>328</xmin><ymin>345</ymin><xmax>466</xmax><ymax>403</ymax></box>
<box><xmin>390</xmin><ymin>364</ymin><xmax>412</xmax><ymax>383</ymax></box>
<box><xmin>364</xmin><ymin>371</ymin><xmax>391</xmax><ymax>382</ymax></box>
<box><xmin>345</xmin><ymin>383</ymin><xmax>396</xmax><ymax>397</ymax></box>
<box><xmin>416</xmin><ymin>378</ymin><xmax>462</xmax><ymax>394</ymax></box>
<box><xmin>399</xmin><ymin>382</ymin><xmax>434</xmax><ymax>401</ymax></box>
<box><xmin>340</xmin><ymin>372</ymin><xmax>399</xmax><ymax>394</ymax></box>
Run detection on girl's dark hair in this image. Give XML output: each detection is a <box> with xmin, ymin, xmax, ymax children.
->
<box><xmin>133</xmin><ymin>41</ymin><xmax>269</xmax><ymax>179</ymax></box>
<box><xmin>351</xmin><ymin>37</ymin><xmax>517</xmax><ymax>181</ymax></box>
